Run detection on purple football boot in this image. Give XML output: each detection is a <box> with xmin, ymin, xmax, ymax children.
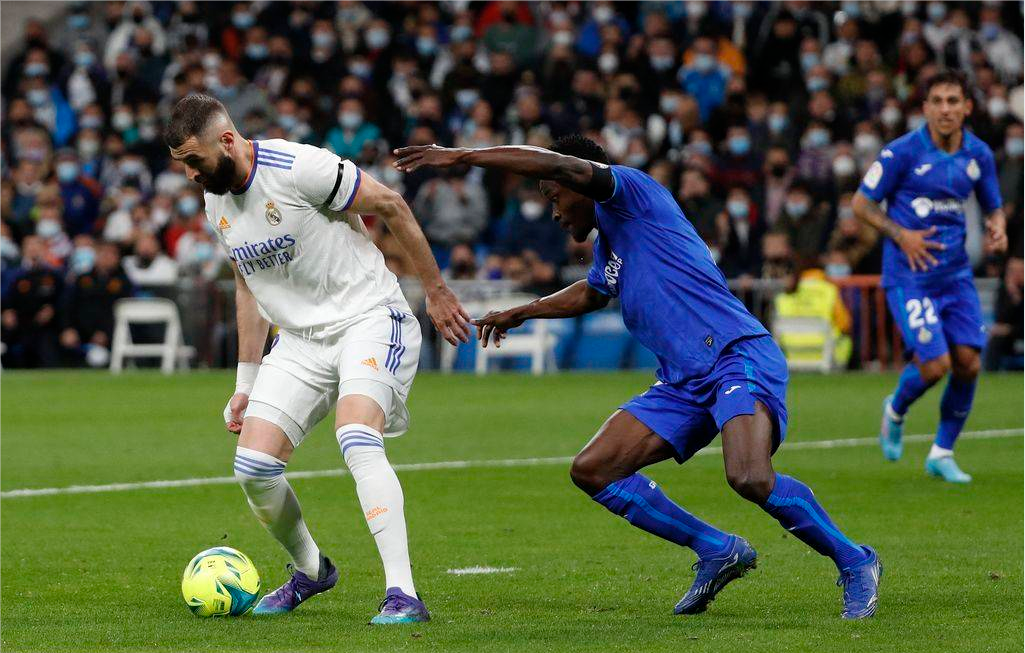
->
<box><xmin>252</xmin><ymin>555</ymin><xmax>338</xmax><ymax>615</ymax></box>
<box><xmin>369</xmin><ymin>587</ymin><xmax>430</xmax><ymax>624</ymax></box>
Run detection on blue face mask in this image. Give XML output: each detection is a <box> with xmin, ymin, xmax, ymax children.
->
<box><xmin>727</xmin><ymin>199</ymin><xmax>749</xmax><ymax>218</ymax></box>
<box><xmin>245</xmin><ymin>44</ymin><xmax>268</xmax><ymax>60</ymax></box>
<box><xmin>728</xmin><ymin>135</ymin><xmax>751</xmax><ymax>156</ymax></box>
<box><xmin>57</xmin><ymin>162</ymin><xmax>79</xmax><ymax>183</ymax></box>
<box><xmin>416</xmin><ymin>37</ymin><xmax>438</xmax><ymax>57</ymax></box>
<box><xmin>25</xmin><ymin>62</ymin><xmax>49</xmax><ymax>77</ymax></box>
<box><xmin>800</xmin><ymin>52</ymin><xmax>820</xmax><ymax>72</ymax></box>
<box><xmin>366</xmin><ymin>29</ymin><xmax>390</xmax><ymax>49</ymax></box>
<box><xmin>232</xmin><ymin>12</ymin><xmax>255</xmax><ymax>29</ymax></box>
<box><xmin>67</xmin><ymin>14</ymin><xmax>90</xmax><ymax>30</ymax></box>
<box><xmin>768</xmin><ymin>114</ymin><xmax>788</xmax><ymax>134</ymax></box>
<box><xmin>74</xmin><ymin>51</ymin><xmax>96</xmax><ymax>68</ymax></box>
<box><xmin>455</xmin><ymin>89</ymin><xmax>479</xmax><ymax>110</ymax></box>
<box><xmin>786</xmin><ymin>200</ymin><xmax>810</xmax><ymax>217</ymax></box>
<box><xmin>71</xmin><ymin>247</ymin><xmax>96</xmax><ymax>273</ymax></box>
<box><xmin>825</xmin><ymin>263</ymin><xmax>851</xmax><ymax>278</ymax></box>
<box><xmin>806</xmin><ymin>76</ymin><xmax>829</xmax><ymax>93</ymax></box>
<box><xmin>1006</xmin><ymin>137</ymin><xmax>1024</xmax><ymax>158</ymax></box>
<box><xmin>451</xmin><ymin>25</ymin><xmax>473</xmax><ymax>42</ymax></box>
<box><xmin>806</xmin><ymin>129</ymin><xmax>830</xmax><ymax>149</ymax></box>
<box><xmin>178</xmin><ymin>196</ymin><xmax>200</xmax><ymax>216</ymax></box>
<box><xmin>693</xmin><ymin>54</ymin><xmax>715</xmax><ymax>73</ymax></box>
<box><xmin>692</xmin><ymin>140</ymin><xmax>712</xmax><ymax>156</ymax></box>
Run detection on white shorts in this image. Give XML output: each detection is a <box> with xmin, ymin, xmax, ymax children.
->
<box><xmin>245</xmin><ymin>306</ymin><xmax>421</xmax><ymax>447</ymax></box>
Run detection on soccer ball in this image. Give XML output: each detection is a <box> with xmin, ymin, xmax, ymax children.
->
<box><xmin>181</xmin><ymin>547</ymin><xmax>261</xmax><ymax>617</ymax></box>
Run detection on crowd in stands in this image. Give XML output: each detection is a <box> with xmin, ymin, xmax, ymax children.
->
<box><xmin>2</xmin><ymin>0</ymin><xmax>1023</xmax><ymax>368</ymax></box>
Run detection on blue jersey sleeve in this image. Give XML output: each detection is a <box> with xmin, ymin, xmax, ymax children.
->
<box><xmin>974</xmin><ymin>147</ymin><xmax>1002</xmax><ymax>214</ymax></box>
<box><xmin>858</xmin><ymin>144</ymin><xmax>909</xmax><ymax>203</ymax></box>
<box><xmin>585</xmin><ymin>234</ymin><xmax>612</xmax><ymax>295</ymax></box>
<box><xmin>596</xmin><ymin>165</ymin><xmax>648</xmax><ymax>220</ymax></box>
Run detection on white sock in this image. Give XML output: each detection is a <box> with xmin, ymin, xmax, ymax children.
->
<box><xmin>234</xmin><ymin>447</ymin><xmax>321</xmax><ymax>578</ymax></box>
<box><xmin>336</xmin><ymin>424</ymin><xmax>416</xmax><ymax>597</ymax></box>
<box><xmin>928</xmin><ymin>444</ymin><xmax>954</xmax><ymax>460</ymax></box>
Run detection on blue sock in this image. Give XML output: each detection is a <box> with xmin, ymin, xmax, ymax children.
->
<box><xmin>891</xmin><ymin>363</ymin><xmax>934</xmax><ymax>415</ymax></box>
<box><xmin>761</xmin><ymin>473</ymin><xmax>867</xmax><ymax>570</ymax></box>
<box><xmin>592</xmin><ymin>474</ymin><xmax>731</xmax><ymax>559</ymax></box>
<box><xmin>935</xmin><ymin>377</ymin><xmax>976</xmax><ymax>450</ymax></box>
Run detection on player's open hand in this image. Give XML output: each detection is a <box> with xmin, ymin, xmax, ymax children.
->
<box><xmin>471</xmin><ymin>309</ymin><xmax>526</xmax><ymax>349</ymax></box>
<box><xmin>392</xmin><ymin>145</ymin><xmax>466</xmax><ymax>173</ymax></box>
<box><xmin>427</xmin><ymin>285</ymin><xmax>472</xmax><ymax>346</ymax></box>
<box><xmin>223</xmin><ymin>392</ymin><xmax>249</xmax><ymax>434</ymax></box>
<box><xmin>897</xmin><ymin>226</ymin><xmax>945</xmax><ymax>272</ymax></box>
<box><xmin>984</xmin><ymin>212</ymin><xmax>1008</xmax><ymax>255</ymax></box>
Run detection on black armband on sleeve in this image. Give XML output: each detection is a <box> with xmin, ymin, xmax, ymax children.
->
<box><xmin>582</xmin><ymin>162</ymin><xmax>615</xmax><ymax>202</ymax></box>
<box><xmin>324</xmin><ymin>161</ymin><xmax>344</xmax><ymax>207</ymax></box>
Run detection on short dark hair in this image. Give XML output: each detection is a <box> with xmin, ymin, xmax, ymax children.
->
<box><xmin>551</xmin><ymin>134</ymin><xmax>610</xmax><ymax>165</ymax></box>
<box><xmin>164</xmin><ymin>93</ymin><xmax>229</xmax><ymax>149</ymax></box>
<box><xmin>923</xmin><ymin>69</ymin><xmax>971</xmax><ymax>100</ymax></box>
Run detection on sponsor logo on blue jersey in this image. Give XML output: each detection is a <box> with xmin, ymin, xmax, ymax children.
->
<box><xmin>603</xmin><ymin>251</ymin><xmax>623</xmax><ymax>295</ymax></box>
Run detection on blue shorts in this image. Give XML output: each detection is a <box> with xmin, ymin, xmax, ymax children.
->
<box><xmin>885</xmin><ymin>276</ymin><xmax>986</xmax><ymax>363</ymax></box>
<box><xmin>621</xmin><ymin>335</ymin><xmax>789</xmax><ymax>464</ymax></box>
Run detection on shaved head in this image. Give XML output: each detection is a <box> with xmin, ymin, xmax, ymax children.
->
<box><xmin>166</xmin><ymin>93</ymin><xmax>250</xmax><ymax>195</ymax></box>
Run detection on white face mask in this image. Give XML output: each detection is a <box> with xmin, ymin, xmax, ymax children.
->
<box><xmin>988</xmin><ymin>97</ymin><xmax>1009</xmax><ymax>119</ymax></box>
<box><xmin>37</xmin><ymin>218</ymin><xmax>62</xmax><ymax>238</ymax></box>
<box><xmin>521</xmin><ymin>200</ymin><xmax>545</xmax><ymax>220</ymax></box>
<box><xmin>880</xmin><ymin>106</ymin><xmax>902</xmax><ymax>128</ymax></box>
<box><xmin>854</xmin><ymin>133</ymin><xmax>881</xmax><ymax>154</ymax></box>
<box><xmin>832</xmin><ymin>155</ymin><xmax>857</xmax><ymax>177</ymax></box>
<box><xmin>598</xmin><ymin>52</ymin><xmax>618</xmax><ymax>74</ymax></box>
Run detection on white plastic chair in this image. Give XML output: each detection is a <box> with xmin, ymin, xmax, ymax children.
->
<box><xmin>440</xmin><ymin>293</ymin><xmax>556</xmax><ymax>375</ymax></box>
<box><xmin>772</xmin><ymin>315</ymin><xmax>835</xmax><ymax>373</ymax></box>
<box><xmin>110</xmin><ymin>298</ymin><xmax>195</xmax><ymax>374</ymax></box>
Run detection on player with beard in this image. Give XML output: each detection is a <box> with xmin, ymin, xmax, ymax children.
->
<box><xmin>165</xmin><ymin>93</ymin><xmax>471</xmax><ymax>623</ymax></box>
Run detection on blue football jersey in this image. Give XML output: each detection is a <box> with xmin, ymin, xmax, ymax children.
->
<box><xmin>858</xmin><ymin>125</ymin><xmax>1002</xmax><ymax>288</ymax></box>
<box><xmin>586</xmin><ymin>165</ymin><xmax>768</xmax><ymax>384</ymax></box>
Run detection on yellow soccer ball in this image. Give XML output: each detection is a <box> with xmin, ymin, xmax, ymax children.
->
<box><xmin>181</xmin><ymin>547</ymin><xmax>261</xmax><ymax>617</ymax></box>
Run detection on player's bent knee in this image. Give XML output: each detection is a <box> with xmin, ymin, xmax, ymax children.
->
<box><xmin>232</xmin><ymin>447</ymin><xmax>286</xmax><ymax>490</ymax></box>
<box><xmin>952</xmin><ymin>352</ymin><xmax>981</xmax><ymax>381</ymax></box>
<box><xmin>918</xmin><ymin>356</ymin><xmax>951</xmax><ymax>384</ymax></box>
<box><xmin>569</xmin><ymin>453</ymin><xmax>616</xmax><ymax>496</ymax></box>
<box><xmin>726</xmin><ymin>468</ymin><xmax>773</xmax><ymax>504</ymax></box>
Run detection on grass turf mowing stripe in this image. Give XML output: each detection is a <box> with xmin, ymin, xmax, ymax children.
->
<box><xmin>1</xmin><ymin>428</ymin><xmax>1019</xmax><ymax>499</ymax></box>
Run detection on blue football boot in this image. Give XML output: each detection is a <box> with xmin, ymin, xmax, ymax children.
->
<box><xmin>879</xmin><ymin>395</ymin><xmax>904</xmax><ymax>461</ymax></box>
<box><xmin>252</xmin><ymin>555</ymin><xmax>338</xmax><ymax>615</ymax></box>
<box><xmin>925</xmin><ymin>456</ymin><xmax>972</xmax><ymax>483</ymax></box>
<box><xmin>370</xmin><ymin>587</ymin><xmax>430</xmax><ymax>624</ymax></box>
<box><xmin>838</xmin><ymin>546</ymin><xmax>882</xmax><ymax>619</ymax></box>
<box><xmin>674</xmin><ymin>536</ymin><xmax>757</xmax><ymax>615</ymax></box>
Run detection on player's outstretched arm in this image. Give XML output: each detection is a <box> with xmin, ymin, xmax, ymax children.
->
<box><xmin>852</xmin><ymin>190</ymin><xmax>945</xmax><ymax>272</ymax></box>
<box><xmin>392</xmin><ymin>145</ymin><xmax>614</xmax><ymax>201</ymax></box>
<box><xmin>349</xmin><ymin>170</ymin><xmax>471</xmax><ymax>346</ymax></box>
<box><xmin>226</xmin><ymin>265</ymin><xmax>270</xmax><ymax>434</ymax></box>
<box><xmin>472</xmin><ymin>280</ymin><xmax>610</xmax><ymax>348</ymax></box>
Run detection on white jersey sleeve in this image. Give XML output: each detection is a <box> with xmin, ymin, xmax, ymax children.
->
<box><xmin>291</xmin><ymin>147</ymin><xmax>362</xmax><ymax>213</ymax></box>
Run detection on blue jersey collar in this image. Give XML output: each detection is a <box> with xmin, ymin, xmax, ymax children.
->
<box><xmin>917</xmin><ymin>124</ymin><xmax>967</xmax><ymax>157</ymax></box>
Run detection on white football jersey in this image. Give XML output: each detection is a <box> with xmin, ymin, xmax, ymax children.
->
<box><xmin>204</xmin><ymin>139</ymin><xmax>409</xmax><ymax>337</ymax></box>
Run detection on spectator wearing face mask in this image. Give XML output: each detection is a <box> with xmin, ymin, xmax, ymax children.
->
<box><xmin>827</xmin><ymin>193</ymin><xmax>880</xmax><ymax>274</ymax></box>
<box><xmin>999</xmin><ymin>122</ymin><xmax>1024</xmax><ymax>227</ymax></box>
<box><xmin>718</xmin><ymin>186</ymin><xmax>765</xmax><ymax>279</ymax></box>
<box><xmin>830</xmin><ymin>143</ymin><xmax>860</xmax><ymax>195</ymax></box>
<box><xmin>495</xmin><ymin>186</ymin><xmax>567</xmax><ymax>268</ymax></box>
<box><xmin>679</xmin><ymin>36</ymin><xmax>731</xmax><ymax>123</ymax></box>
<box><xmin>985</xmin><ymin>256</ymin><xmax>1024</xmax><ymax>371</ymax></box>
<box><xmin>412</xmin><ymin>165</ymin><xmax>489</xmax><ymax>266</ymax></box>
<box><xmin>58</xmin><ymin>240</ymin><xmax>132</xmax><ymax>367</ymax></box>
<box><xmin>21</xmin><ymin>60</ymin><xmax>77</xmax><ymax>148</ymax></box>
<box><xmin>774</xmin><ymin>258</ymin><xmax>854</xmax><ymax>369</ymax></box>
<box><xmin>760</xmin><ymin>146</ymin><xmax>794</xmax><ymax>228</ymax></box>
<box><xmin>977</xmin><ymin>6</ymin><xmax>1024</xmax><ymax>84</ymax></box>
<box><xmin>1</xmin><ymin>235</ymin><xmax>64</xmax><ymax>368</ymax></box>
<box><xmin>33</xmin><ymin>198</ymin><xmax>72</xmax><ymax>266</ymax></box>
<box><xmin>60</xmin><ymin>41</ymin><xmax>110</xmax><ymax>113</ymax></box>
<box><xmin>174</xmin><ymin>222</ymin><xmax>222</xmax><ymax>281</ymax></box>
<box><xmin>776</xmin><ymin>182</ymin><xmax>831</xmax><ymax>266</ymax></box>
<box><xmin>443</xmin><ymin>243</ymin><xmax>480</xmax><ymax>281</ymax></box>
<box><xmin>796</xmin><ymin>122</ymin><xmax>834</xmax><ymax>195</ymax></box>
<box><xmin>712</xmin><ymin>124</ymin><xmax>762</xmax><ymax>192</ymax></box>
<box><xmin>123</xmin><ymin>233</ymin><xmax>179</xmax><ymax>290</ymax></box>
<box><xmin>677</xmin><ymin>167</ymin><xmax>723</xmax><ymax>245</ymax></box>
<box><xmin>54</xmin><ymin>149</ymin><xmax>102</xmax><ymax>237</ymax></box>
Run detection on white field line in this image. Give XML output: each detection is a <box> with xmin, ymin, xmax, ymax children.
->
<box><xmin>1</xmin><ymin>428</ymin><xmax>1020</xmax><ymax>500</ymax></box>
<box><xmin>447</xmin><ymin>566</ymin><xmax>519</xmax><ymax>575</ymax></box>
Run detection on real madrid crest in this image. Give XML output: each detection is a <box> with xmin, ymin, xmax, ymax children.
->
<box><xmin>966</xmin><ymin>158</ymin><xmax>980</xmax><ymax>181</ymax></box>
<box><xmin>265</xmin><ymin>201</ymin><xmax>282</xmax><ymax>226</ymax></box>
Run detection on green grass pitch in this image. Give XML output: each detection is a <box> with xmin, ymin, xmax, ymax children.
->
<box><xmin>1</xmin><ymin>370</ymin><xmax>1022</xmax><ymax>652</ymax></box>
